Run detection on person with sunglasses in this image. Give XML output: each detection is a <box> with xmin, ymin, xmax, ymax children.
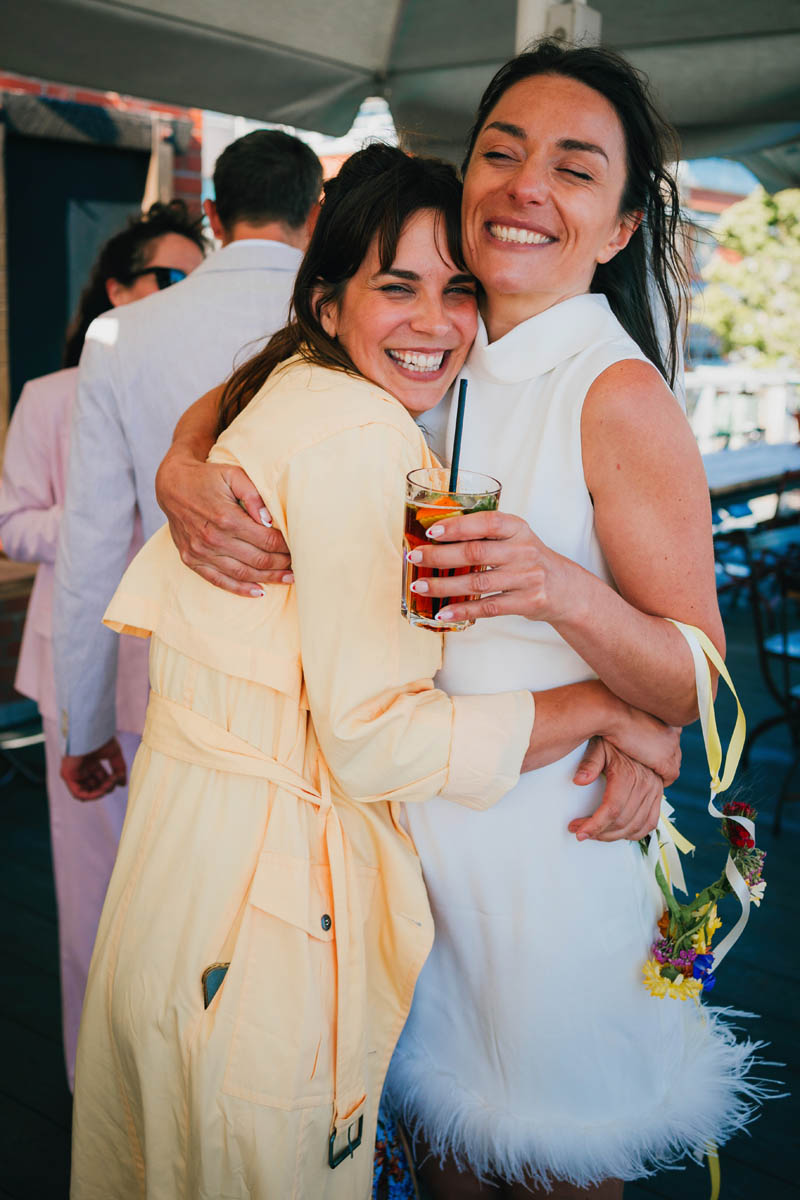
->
<box><xmin>62</xmin><ymin>202</ymin><xmax>206</xmax><ymax>367</ymax></box>
<box><xmin>126</xmin><ymin>264</ymin><xmax>189</xmax><ymax>291</ymax></box>
<box><xmin>0</xmin><ymin>199</ymin><xmax>206</xmax><ymax>1090</ymax></box>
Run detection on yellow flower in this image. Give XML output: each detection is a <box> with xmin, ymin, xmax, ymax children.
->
<box><xmin>642</xmin><ymin>959</ymin><xmax>703</xmax><ymax>1002</ymax></box>
<box><xmin>643</xmin><ymin>959</ymin><xmax>670</xmax><ymax>998</ymax></box>
<box><xmin>692</xmin><ymin>903</ymin><xmax>723</xmax><ymax>955</ymax></box>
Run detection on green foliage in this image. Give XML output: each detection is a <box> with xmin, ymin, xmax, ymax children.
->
<box><xmin>698</xmin><ymin>187</ymin><xmax>800</xmax><ymax>366</ymax></box>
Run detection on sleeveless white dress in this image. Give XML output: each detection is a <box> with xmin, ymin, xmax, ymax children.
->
<box><xmin>386</xmin><ymin>294</ymin><xmax>762</xmax><ymax>1188</ymax></box>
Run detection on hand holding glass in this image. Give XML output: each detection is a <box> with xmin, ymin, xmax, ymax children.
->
<box><xmin>402</xmin><ymin>468</ymin><xmax>501</xmax><ymax>633</ymax></box>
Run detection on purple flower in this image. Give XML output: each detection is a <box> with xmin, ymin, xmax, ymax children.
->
<box><xmin>652</xmin><ymin>940</ymin><xmax>669</xmax><ymax>963</ymax></box>
<box><xmin>652</xmin><ymin>938</ymin><xmax>699</xmax><ymax>978</ymax></box>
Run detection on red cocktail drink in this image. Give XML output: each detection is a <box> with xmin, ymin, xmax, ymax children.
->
<box><xmin>402</xmin><ymin>468</ymin><xmax>501</xmax><ymax>632</ymax></box>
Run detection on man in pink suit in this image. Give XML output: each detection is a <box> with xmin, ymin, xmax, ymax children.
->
<box><xmin>0</xmin><ymin>202</ymin><xmax>206</xmax><ymax>1087</ymax></box>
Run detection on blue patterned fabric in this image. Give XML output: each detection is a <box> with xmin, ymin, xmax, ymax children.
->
<box><xmin>373</xmin><ymin>1102</ymin><xmax>417</xmax><ymax>1199</ymax></box>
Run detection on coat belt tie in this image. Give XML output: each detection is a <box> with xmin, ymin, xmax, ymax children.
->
<box><xmin>142</xmin><ymin>692</ymin><xmax>368</xmax><ymax>1162</ymax></box>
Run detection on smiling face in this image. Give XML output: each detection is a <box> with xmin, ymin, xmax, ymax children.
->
<box><xmin>462</xmin><ymin>73</ymin><xmax>638</xmax><ymax>340</ymax></box>
<box><xmin>320</xmin><ymin>208</ymin><xmax>478</xmax><ymax>416</ymax></box>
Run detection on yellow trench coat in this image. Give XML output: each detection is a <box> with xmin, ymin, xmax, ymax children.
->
<box><xmin>70</xmin><ymin>358</ymin><xmax>533</xmax><ymax>1199</ymax></box>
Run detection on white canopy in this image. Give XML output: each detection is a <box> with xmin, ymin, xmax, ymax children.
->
<box><xmin>1</xmin><ymin>0</ymin><xmax>798</xmax><ymax>187</ymax></box>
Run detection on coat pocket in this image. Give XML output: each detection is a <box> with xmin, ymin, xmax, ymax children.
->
<box><xmin>221</xmin><ymin>851</ymin><xmax>338</xmax><ymax>1110</ymax></box>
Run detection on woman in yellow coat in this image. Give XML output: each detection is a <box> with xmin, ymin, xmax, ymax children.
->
<box><xmin>70</xmin><ymin>146</ymin><xmax>676</xmax><ymax>1200</ymax></box>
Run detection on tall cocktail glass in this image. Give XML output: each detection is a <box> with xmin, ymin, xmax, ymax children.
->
<box><xmin>402</xmin><ymin>467</ymin><xmax>501</xmax><ymax>633</ymax></box>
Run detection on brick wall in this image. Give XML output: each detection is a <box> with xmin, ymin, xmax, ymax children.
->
<box><xmin>0</xmin><ymin>70</ymin><xmax>203</xmax><ymax>213</ymax></box>
<box><xmin>174</xmin><ymin>137</ymin><xmax>203</xmax><ymax>210</ymax></box>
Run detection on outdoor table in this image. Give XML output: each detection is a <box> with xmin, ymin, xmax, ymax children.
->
<box><xmin>703</xmin><ymin>442</ymin><xmax>800</xmax><ymax>507</ymax></box>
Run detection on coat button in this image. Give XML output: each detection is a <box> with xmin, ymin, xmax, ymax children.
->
<box><xmin>321</xmin><ymin>914</ymin><xmax>332</xmax><ymax>931</ymax></box>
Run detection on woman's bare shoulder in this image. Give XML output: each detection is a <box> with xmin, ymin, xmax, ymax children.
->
<box><xmin>581</xmin><ymin>356</ymin><xmax>705</xmax><ymax>502</ymax></box>
<box><xmin>582</xmin><ymin>356</ymin><xmax>692</xmax><ymax>461</ymax></box>
<box><xmin>583</xmin><ymin>357</ymin><xmax>680</xmax><ymax>422</ymax></box>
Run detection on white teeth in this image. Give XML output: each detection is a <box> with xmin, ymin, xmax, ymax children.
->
<box><xmin>387</xmin><ymin>350</ymin><xmax>445</xmax><ymax>373</ymax></box>
<box><xmin>489</xmin><ymin>223</ymin><xmax>554</xmax><ymax>245</ymax></box>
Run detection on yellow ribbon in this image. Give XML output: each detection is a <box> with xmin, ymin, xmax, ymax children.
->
<box><xmin>665</xmin><ymin>623</ymin><xmax>749</xmax><ymax>1200</ymax></box>
<box><xmin>707</xmin><ymin>1142</ymin><xmax>721</xmax><ymax>1200</ymax></box>
<box><xmin>660</xmin><ymin>811</ymin><xmax>696</xmax><ymax>858</ymax></box>
<box><xmin>655</xmin><ymin>804</ymin><xmax>696</xmax><ymax>892</ymax></box>
<box><xmin>668</xmin><ymin>620</ymin><xmax>746</xmax><ymax>796</ymax></box>
<box><xmin>667</xmin><ymin>620</ymin><xmax>753</xmax><ymax>971</ymax></box>
<box><xmin>649</xmin><ymin>798</ymin><xmax>695</xmax><ymax>892</ymax></box>
<box><xmin>639</xmin><ymin>624</ymin><xmax>754</xmax><ymax>1200</ymax></box>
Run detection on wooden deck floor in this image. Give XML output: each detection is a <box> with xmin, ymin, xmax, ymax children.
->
<box><xmin>1</xmin><ymin>604</ymin><xmax>798</xmax><ymax>1198</ymax></box>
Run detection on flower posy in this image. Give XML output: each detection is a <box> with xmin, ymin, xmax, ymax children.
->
<box><xmin>641</xmin><ymin>799</ymin><xmax>766</xmax><ymax>1002</ymax></box>
<box><xmin>721</xmin><ymin>800</ymin><xmax>756</xmax><ymax>849</ymax></box>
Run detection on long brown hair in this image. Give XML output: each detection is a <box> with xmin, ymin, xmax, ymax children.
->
<box><xmin>217</xmin><ymin>143</ymin><xmax>465</xmax><ymax>434</ymax></box>
<box><xmin>462</xmin><ymin>39</ymin><xmax>689</xmax><ymax>387</ymax></box>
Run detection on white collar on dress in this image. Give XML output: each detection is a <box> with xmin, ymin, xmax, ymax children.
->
<box><xmin>468</xmin><ymin>293</ymin><xmax>625</xmax><ymax>383</ymax></box>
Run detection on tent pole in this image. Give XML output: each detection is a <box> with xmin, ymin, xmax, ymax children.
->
<box><xmin>516</xmin><ymin>0</ymin><xmax>549</xmax><ymax>51</ymax></box>
<box><xmin>142</xmin><ymin>115</ymin><xmax>174</xmax><ymax>211</ymax></box>
<box><xmin>517</xmin><ymin>0</ymin><xmax>602</xmax><ymax>50</ymax></box>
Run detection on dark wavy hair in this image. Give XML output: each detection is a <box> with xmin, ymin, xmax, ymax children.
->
<box><xmin>213</xmin><ymin>129</ymin><xmax>322</xmax><ymax>231</ymax></box>
<box><xmin>217</xmin><ymin>143</ymin><xmax>465</xmax><ymax>434</ymax></box>
<box><xmin>62</xmin><ymin>200</ymin><xmax>207</xmax><ymax>368</ymax></box>
<box><xmin>462</xmin><ymin>39</ymin><xmax>688</xmax><ymax>386</ymax></box>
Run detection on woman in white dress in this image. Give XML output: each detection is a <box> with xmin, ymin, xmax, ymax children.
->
<box><xmin>379</xmin><ymin>41</ymin><xmax>762</xmax><ymax>1199</ymax></box>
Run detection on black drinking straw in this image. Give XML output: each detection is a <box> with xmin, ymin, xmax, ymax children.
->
<box><xmin>432</xmin><ymin>377</ymin><xmax>468</xmax><ymax>621</ymax></box>
<box><xmin>448</xmin><ymin>378</ymin><xmax>468</xmax><ymax>493</ymax></box>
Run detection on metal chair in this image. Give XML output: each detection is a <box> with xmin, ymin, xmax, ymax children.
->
<box><xmin>0</xmin><ymin>697</ymin><xmax>45</xmax><ymax>786</ymax></box>
<box><xmin>737</xmin><ymin>519</ymin><xmax>800</xmax><ymax>832</ymax></box>
<box><xmin>713</xmin><ymin>530</ymin><xmax>751</xmax><ymax>609</ymax></box>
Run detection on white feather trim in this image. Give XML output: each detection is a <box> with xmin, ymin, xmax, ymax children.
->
<box><xmin>385</xmin><ymin>1009</ymin><xmax>781</xmax><ymax>1190</ymax></box>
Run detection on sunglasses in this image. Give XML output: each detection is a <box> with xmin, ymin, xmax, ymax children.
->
<box><xmin>128</xmin><ymin>266</ymin><xmax>188</xmax><ymax>290</ymax></box>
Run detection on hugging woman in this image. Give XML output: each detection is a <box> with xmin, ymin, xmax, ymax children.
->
<box><xmin>70</xmin><ymin>143</ymin><xmax>678</xmax><ymax>1200</ymax></box>
<box><xmin>74</xmin><ymin>42</ymin><xmax>763</xmax><ymax>1200</ymax></box>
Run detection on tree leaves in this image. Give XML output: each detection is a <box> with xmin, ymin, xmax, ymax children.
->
<box><xmin>699</xmin><ymin>186</ymin><xmax>800</xmax><ymax>365</ymax></box>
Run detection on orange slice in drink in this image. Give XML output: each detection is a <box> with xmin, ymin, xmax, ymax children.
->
<box><xmin>415</xmin><ymin>500</ymin><xmax>463</xmax><ymax>530</ymax></box>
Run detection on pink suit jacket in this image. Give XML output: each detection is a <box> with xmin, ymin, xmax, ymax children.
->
<box><xmin>0</xmin><ymin>367</ymin><xmax>148</xmax><ymax>732</ymax></box>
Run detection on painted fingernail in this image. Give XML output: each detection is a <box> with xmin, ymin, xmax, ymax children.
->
<box><xmin>250</xmin><ymin>587</ymin><xmax>265</xmax><ymax>598</ymax></box>
<box><xmin>426</xmin><ymin>524</ymin><xmax>445</xmax><ymax>539</ymax></box>
<box><xmin>435</xmin><ymin>608</ymin><xmax>454</xmax><ymax>622</ymax></box>
<box><xmin>282</xmin><ymin>573</ymin><xmax>295</xmax><ymax>584</ymax></box>
<box><xmin>406</xmin><ymin>549</ymin><xmax>422</xmax><ymax>564</ymax></box>
<box><xmin>259</xmin><ymin>508</ymin><xmax>273</xmax><ymax>527</ymax></box>
<box><xmin>410</xmin><ymin>579</ymin><xmax>428</xmax><ymax>594</ymax></box>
